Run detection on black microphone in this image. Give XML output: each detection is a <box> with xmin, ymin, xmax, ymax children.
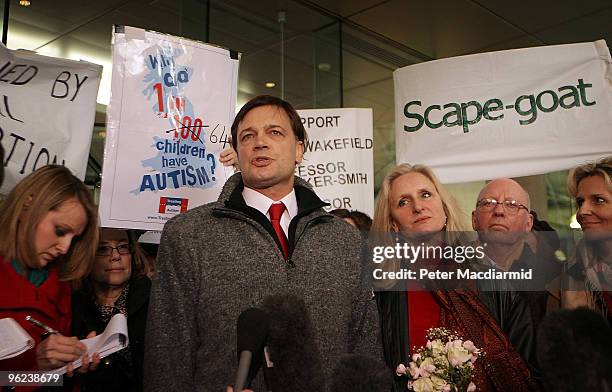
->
<box><xmin>330</xmin><ymin>354</ymin><xmax>393</xmax><ymax>392</ymax></box>
<box><xmin>235</xmin><ymin>307</ymin><xmax>269</xmax><ymax>391</ymax></box>
<box><xmin>261</xmin><ymin>294</ymin><xmax>325</xmax><ymax>392</ymax></box>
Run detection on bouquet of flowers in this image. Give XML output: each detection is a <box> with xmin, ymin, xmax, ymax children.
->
<box><xmin>395</xmin><ymin>327</ymin><xmax>482</xmax><ymax>392</ymax></box>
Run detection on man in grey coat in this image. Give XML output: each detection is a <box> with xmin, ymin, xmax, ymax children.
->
<box><xmin>144</xmin><ymin>95</ymin><xmax>381</xmax><ymax>391</ymax></box>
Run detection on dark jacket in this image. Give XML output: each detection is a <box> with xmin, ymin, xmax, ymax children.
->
<box><xmin>71</xmin><ymin>275</ymin><xmax>151</xmax><ymax>392</ymax></box>
<box><xmin>377</xmin><ymin>262</ymin><xmax>539</xmax><ymax>391</ymax></box>
<box><xmin>509</xmin><ymin>244</ymin><xmax>560</xmax><ymax>330</ymax></box>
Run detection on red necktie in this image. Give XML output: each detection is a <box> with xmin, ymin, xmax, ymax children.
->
<box><xmin>269</xmin><ymin>203</ymin><xmax>289</xmax><ymax>260</ymax></box>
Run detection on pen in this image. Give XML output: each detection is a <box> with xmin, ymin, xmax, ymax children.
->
<box><xmin>25</xmin><ymin>315</ymin><xmax>59</xmax><ymax>336</ymax></box>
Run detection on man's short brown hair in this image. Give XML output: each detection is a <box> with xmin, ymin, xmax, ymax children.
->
<box><xmin>231</xmin><ymin>95</ymin><xmax>308</xmax><ymax>151</ymax></box>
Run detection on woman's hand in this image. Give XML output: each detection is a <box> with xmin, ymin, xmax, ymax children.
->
<box><xmin>219</xmin><ymin>143</ymin><xmax>239</xmax><ymax>170</ymax></box>
<box><xmin>36</xmin><ymin>334</ymin><xmax>84</xmax><ymax>370</ymax></box>
<box><xmin>35</xmin><ymin>331</ymin><xmax>100</xmax><ymax>374</ymax></box>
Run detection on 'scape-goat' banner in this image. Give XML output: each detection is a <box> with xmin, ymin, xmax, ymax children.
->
<box><xmin>99</xmin><ymin>26</ymin><xmax>238</xmax><ymax>230</ymax></box>
<box><xmin>394</xmin><ymin>40</ymin><xmax>612</xmax><ymax>183</ymax></box>
<box><xmin>296</xmin><ymin>108</ymin><xmax>374</xmax><ymax>216</ymax></box>
<box><xmin>0</xmin><ymin>44</ymin><xmax>102</xmax><ymax>194</ymax></box>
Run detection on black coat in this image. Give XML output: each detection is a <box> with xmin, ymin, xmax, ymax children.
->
<box><xmin>71</xmin><ymin>275</ymin><xmax>151</xmax><ymax>392</ymax></box>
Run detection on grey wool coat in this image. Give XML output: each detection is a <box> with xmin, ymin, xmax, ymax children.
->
<box><xmin>143</xmin><ymin>173</ymin><xmax>382</xmax><ymax>391</ymax></box>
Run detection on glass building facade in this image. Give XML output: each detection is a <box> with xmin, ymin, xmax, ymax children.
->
<box><xmin>0</xmin><ymin>0</ymin><xmax>576</xmax><ymax>230</ymax></box>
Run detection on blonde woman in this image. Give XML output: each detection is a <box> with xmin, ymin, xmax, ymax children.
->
<box><xmin>0</xmin><ymin>165</ymin><xmax>100</xmax><ymax>373</ymax></box>
<box><xmin>373</xmin><ymin>164</ymin><xmax>538</xmax><ymax>391</ymax></box>
<box><xmin>564</xmin><ymin>156</ymin><xmax>612</xmax><ymax>321</ymax></box>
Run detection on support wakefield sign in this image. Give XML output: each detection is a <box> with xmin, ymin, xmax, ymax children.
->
<box><xmin>296</xmin><ymin>108</ymin><xmax>374</xmax><ymax>216</ymax></box>
<box><xmin>394</xmin><ymin>40</ymin><xmax>612</xmax><ymax>183</ymax></box>
<box><xmin>0</xmin><ymin>44</ymin><xmax>102</xmax><ymax>194</ymax></box>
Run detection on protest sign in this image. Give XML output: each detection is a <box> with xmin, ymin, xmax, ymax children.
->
<box><xmin>0</xmin><ymin>44</ymin><xmax>101</xmax><ymax>194</ymax></box>
<box><xmin>394</xmin><ymin>40</ymin><xmax>612</xmax><ymax>183</ymax></box>
<box><xmin>99</xmin><ymin>26</ymin><xmax>239</xmax><ymax>230</ymax></box>
<box><xmin>297</xmin><ymin>108</ymin><xmax>374</xmax><ymax>216</ymax></box>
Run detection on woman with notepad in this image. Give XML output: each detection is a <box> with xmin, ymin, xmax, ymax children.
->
<box><xmin>0</xmin><ymin>165</ymin><xmax>100</xmax><ymax>374</ymax></box>
<box><xmin>71</xmin><ymin>228</ymin><xmax>151</xmax><ymax>392</ymax></box>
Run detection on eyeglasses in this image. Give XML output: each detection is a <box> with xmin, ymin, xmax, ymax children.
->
<box><xmin>97</xmin><ymin>244</ymin><xmax>131</xmax><ymax>256</ymax></box>
<box><xmin>476</xmin><ymin>199</ymin><xmax>529</xmax><ymax>215</ymax></box>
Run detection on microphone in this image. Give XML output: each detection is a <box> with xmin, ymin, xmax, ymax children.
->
<box><xmin>235</xmin><ymin>307</ymin><xmax>269</xmax><ymax>391</ymax></box>
<box><xmin>261</xmin><ymin>294</ymin><xmax>324</xmax><ymax>392</ymax></box>
<box><xmin>330</xmin><ymin>354</ymin><xmax>393</xmax><ymax>392</ymax></box>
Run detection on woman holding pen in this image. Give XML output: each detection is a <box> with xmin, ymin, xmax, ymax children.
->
<box><xmin>71</xmin><ymin>228</ymin><xmax>151</xmax><ymax>392</ymax></box>
<box><xmin>0</xmin><ymin>165</ymin><xmax>100</xmax><ymax>374</ymax></box>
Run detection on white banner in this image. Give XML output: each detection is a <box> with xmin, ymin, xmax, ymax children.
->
<box><xmin>0</xmin><ymin>44</ymin><xmax>101</xmax><ymax>194</ymax></box>
<box><xmin>394</xmin><ymin>40</ymin><xmax>612</xmax><ymax>183</ymax></box>
<box><xmin>99</xmin><ymin>26</ymin><xmax>239</xmax><ymax>230</ymax></box>
<box><xmin>296</xmin><ymin>108</ymin><xmax>374</xmax><ymax>216</ymax></box>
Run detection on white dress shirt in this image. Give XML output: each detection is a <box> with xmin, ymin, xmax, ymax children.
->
<box><xmin>242</xmin><ymin>187</ymin><xmax>298</xmax><ymax>237</ymax></box>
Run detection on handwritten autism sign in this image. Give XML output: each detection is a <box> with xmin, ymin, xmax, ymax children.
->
<box><xmin>99</xmin><ymin>26</ymin><xmax>239</xmax><ymax>230</ymax></box>
<box><xmin>0</xmin><ymin>43</ymin><xmax>102</xmax><ymax>194</ymax></box>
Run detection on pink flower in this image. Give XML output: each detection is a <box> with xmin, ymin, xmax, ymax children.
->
<box><xmin>470</xmin><ymin>353</ymin><xmax>479</xmax><ymax>363</ymax></box>
<box><xmin>407</xmin><ymin>381</ymin><xmax>413</xmax><ymax>389</ymax></box>
<box><xmin>409</xmin><ymin>363</ymin><xmax>421</xmax><ymax>378</ymax></box>
<box><xmin>467</xmin><ymin>381</ymin><xmax>476</xmax><ymax>392</ymax></box>
<box><xmin>409</xmin><ymin>358</ymin><xmax>436</xmax><ymax>378</ymax></box>
<box><xmin>422</xmin><ymin>362</ymin><xmax>436</xmax><ymax>374</ymax></box>
<box><xmin>396</xmin><ymin>363</ymin><xmax>407</xmax><ymax>376</ymax></box>
<box><xmin>412</xmin><ymin>353</ymin><xmax>422</xmax><ymax>362</ymax></box>
<box><xmin>442</xmin><ymin>385</ymin><xmax>451</xmax><ymax>392</ymax></box>
<box><xmin>463</xmin><ymin>340</ymin><xmax>477</xmax><ymax>352</ymax></box>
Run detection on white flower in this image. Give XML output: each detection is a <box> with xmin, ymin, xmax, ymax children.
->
<box><xmin>467</xmin><ymin>381</ymin><xmax>477</xmax><ymax>391</ymax></box>
<box><xmin>413</xmin><ymin>377</ymin><xmax>434</xmax><ymax>392</ymax></box>
<box><xmin>412</xmin><ymin>353</ymin><xmax>422</xmax><ymax>362</ymax></box>
<box><xmin>447</xmin><ymin>345</ymin><xmax>471</xmax><ymax>367</ymax></box>
<box><xmin>430</xmin><ymin>339</ymin><xmax>445</xmax><ymax>356</ymax></box>
<box><xmin>396</xmin><ymin>363</ymin><xmax>407</xmax><ymax>376</ymax></box>
<box><xmin>434</xmin><ymin>354</ymin><xmax>450</xmax><ymax>369</ymax></box>
<box><xmin>430</xmin><ymin>375</ymin><xmax>447</xmax><ymax>391</ymax></box>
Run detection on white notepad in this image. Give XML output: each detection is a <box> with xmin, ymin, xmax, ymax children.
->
<box><xmin>0</xmin><ymin>317</ymin><xmax>35</xmax><ymax>360</ymax></box>
<box><xmin>51</xmin><ymin>313</ymin><xmax>129</xmax><ymax>374</ymax></box>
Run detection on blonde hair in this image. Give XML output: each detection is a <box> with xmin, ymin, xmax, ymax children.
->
<box><xmin>567</xmin><ymin>156</ymin><xmax>612</xmax><ymax>198</ymax></box>
<box><xmin>0</xmin><ymin>165</ymin><xmax>99</xmax><ymax>283</ymax></box>
<box><xmin>372</xmin><ymin>164</ymin><xmax>467</xmax><ymax>289</ymax></box>
<box><xmin>372</xmin><ymin>163</ymin><xmax>467</xmax><ymax>233</ymax></box>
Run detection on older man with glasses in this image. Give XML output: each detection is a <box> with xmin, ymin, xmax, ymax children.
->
<box><xmin>472</xmin><ymin>178</ymin><xmax>559</xmax><ymax>383</ymax></box>
<box><xmin>472</xmin><ymin>178</ymin><xmax>534</xmax><ymax>272</ymax></box>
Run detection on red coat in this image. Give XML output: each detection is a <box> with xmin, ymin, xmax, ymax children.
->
<box><xmin>0</xmin><ymin>256</ymin><xmax>72</xmax><ymax>371</ymax></box>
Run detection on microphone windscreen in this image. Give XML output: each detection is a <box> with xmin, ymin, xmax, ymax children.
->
<box><xmin>261</xmin><ymin>294</ymin><xmax>324</xmax><ymax>392</ymax></box>
<box><xmin>236</xmin><ymin>307</ymin><xmax>269</xmax><ymax>383</ymax></box>
<box><xmin>330</xmin><ymin>354</ymin><xmax>393</xmax><ymax>392</ymax></box>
